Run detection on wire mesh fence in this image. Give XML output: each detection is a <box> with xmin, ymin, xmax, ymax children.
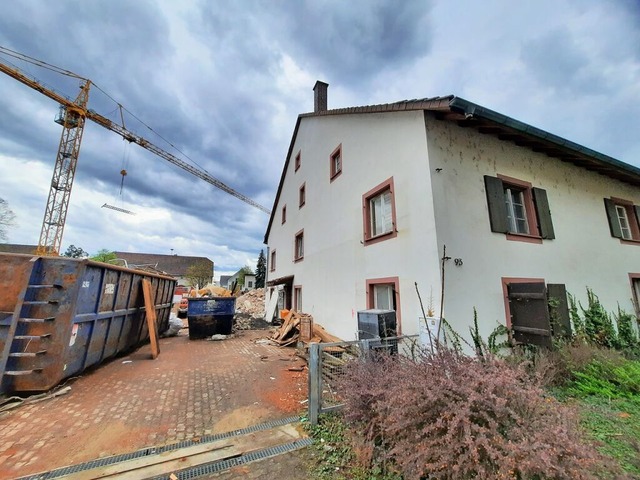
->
<box><xmin>308</xmin><ymin>335</ymin><xmax>420</xmax><ymax>424</ymax></box>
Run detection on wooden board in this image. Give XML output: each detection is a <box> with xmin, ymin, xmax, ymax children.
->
<box><xmin>141</xmin><ymin>279</ymin><xmax>160</xmax><ymax>359</ymax></box>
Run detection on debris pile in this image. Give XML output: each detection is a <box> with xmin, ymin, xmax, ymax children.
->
<box><xmin>195</xmin><ymin>285</ymin><xmax>233</xmax><ymax>297</ymax></box>
<box><xmin>235</xmin><ymin>288</ymin><xmax>265</xmax><ymax>317</ymax></box>
<box><xmin>234</xmin><ymin>288</ymin><xmax>269</xmax><ymax>330</ymax></box>
<box><xmin>270</xmin><ymin>311</ymin><xmax>342</xmax><ymax>347</ymax></box>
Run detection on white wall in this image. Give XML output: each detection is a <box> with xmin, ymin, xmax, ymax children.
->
<box><xmin>267</xmin><ymin>111</ymin><xmax>442</xmax><ymax>340</ymax></box>
<box><xmin>426</xmin><ymin>113</ymin><xmax>640</xmax><ymax>340</ymax></box>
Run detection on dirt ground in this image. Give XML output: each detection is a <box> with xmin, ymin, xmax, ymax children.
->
<box><xmin>0</xmin><ymin>328</ymin><xmax>309</xmax><ymax>479</ymax></box>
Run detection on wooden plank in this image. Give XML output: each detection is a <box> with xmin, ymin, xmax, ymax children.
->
<box><xmin>141</xmin><ymin>279</ymin><xmax>160</xmax><ymax>359</ymax></box>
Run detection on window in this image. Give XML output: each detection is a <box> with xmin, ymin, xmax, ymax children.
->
<box><xmin>604</xmin><ymin>197</ymin><xmax>640</xmax><ymax>243</ymax></box>
<box><xmin>281</xmin><ymin>205</ymin><xmax>287</xmax><ymax>224</ymax></box>
<box><xmin>295</xmin><ymin>151</ymin><xmax>301</xmax><ymax>172</ymax></box>
<box><xmin>484</xmin><ymin>174</ymin><xmax>555</xmax><ymax>243</ymax></box>
<box><xmin>362</xmin><ymin>177</ymin><xmax>397</xmax><ymax>245</ymax></box>
<box><xmin>247</xmin><ymin>280</ymin><xmax>253</xmax><ymax>288</ymax></box>
<box><xmin>270</xmin><ymin>250</ymin><xmax>276</xmax><ymax>272</ymax></box>
<box><xmin>366</xmin><ymin>276</ymin><xmax>401</xmax><ymax>333</ymax></box>
<box><xmin>501</xmin><ymin>278</ymin><xmax>571</xmax><ymax>347</ymax></box>
<box><xmin>294</xmin><ymin>285</ymin><xmax>302</xmax><ymax>312</ymax></box>
<box><xmin>504</xmin><ymin>187</ymin><xmax>529</xmax><ymax>234</ymax></box>
<box><xmin>330</xmin><ymin>144</ymin><xmax>342</xmax><ymax>181</ymax></box>
<box><xmin>294</xmin><ymin>229</ymin><xmax>304</xmax><ymax>261</ymax></box>
<box><xmin>374</xmin><ymin>284</ymin><xmax>393</xmax><ymax>310</ymax></box>
<box><xmin>299</xmin><ymin>183</ymin><xmax>306</xmax><ymax>208</ymax></box>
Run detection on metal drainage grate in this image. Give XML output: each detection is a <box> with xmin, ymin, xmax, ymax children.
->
<box><xmin>149</xmin><ymin>437</ymin><xmax>314</xmax><ymax>480</ymax></box>
<box><xmin>18</xmin><ymin>416</ymin><xmax>302</xmax><ymax>480</ymax></box>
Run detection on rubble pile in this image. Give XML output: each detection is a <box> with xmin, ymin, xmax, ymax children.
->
<box><xmin>196</xmin><ymin>285</ymin><xmax>233</xmax><ymax>297</ymax></box>
<box><xmin>234</xmin><ymin>288</ymin><xmax>269</xmax><ymax>330</ymax></box>
<box><xmin>235</xmin><ymin>288</ymin><xmax>265</xmax><ymax>316</ymax></box>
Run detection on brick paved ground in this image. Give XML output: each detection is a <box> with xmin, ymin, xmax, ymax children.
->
<box><xmin>0</xmin><ymin>330</ymin><xmax>309</xmax><ymax>479</ymax></box>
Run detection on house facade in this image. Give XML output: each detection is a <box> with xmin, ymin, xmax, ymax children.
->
<box><xmin>264</xmin><ymin>83</ymin><xmax>640</xmax><ymax>343</ymax></box>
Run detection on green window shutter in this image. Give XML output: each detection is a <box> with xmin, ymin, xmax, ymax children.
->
<box><xmin>603</xmin><ymin>198</ymin><xmax>622</xmax><ymax>238</ymax></box>
<box><xmin>484</xmin><ymin>175</ymin><xmax>508</xmax><ymax>233</ymax></box>
<box><xmin>532</xmin><ymin>188</ymin><xmax>555</xmax><ymax>239</ymax></box>
<box><xmin>547</xmin><ymin>284</ymin><xmax>571</xmax><ymax>338</ymax></box>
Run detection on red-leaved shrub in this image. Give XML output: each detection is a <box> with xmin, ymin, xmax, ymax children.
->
<box><xmin>337</xmin><ymin>349</ymin><xmax>625</xmax><ymax>479</ymax></box>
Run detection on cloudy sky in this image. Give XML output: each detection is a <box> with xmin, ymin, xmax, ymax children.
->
<box><xmin>0</xmin><ymin>1</ymin><xmax>638</xmax><ymax>279</ymax></box>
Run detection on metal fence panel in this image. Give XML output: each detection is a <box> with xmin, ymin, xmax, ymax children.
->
<box><xmin>308</xmin><ymin>335</ymin><xmax>420</xmax><ymax>424</ymax></box>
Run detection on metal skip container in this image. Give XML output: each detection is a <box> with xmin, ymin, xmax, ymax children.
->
<box><xmin>187</xmin><ymin>297</ymin><xmax>236</xmax><ymax>339</ymax></box>
<box><xmin>0</xmin><ymin>253</ymin><xmax>176</xmax><ymax>394</ymax></box>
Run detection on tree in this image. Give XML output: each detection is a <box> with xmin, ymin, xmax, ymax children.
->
<box><xmin>0</xmin><ymin>197</ymin><xmax>16</xmax><ymax>242</ymax></box>
<box><xmin>91</xmin><ymin>249</ymin><xmax>118</xmax><ymax>264</ymax></box>
<box><xmin>63</xmin><ymin>244</ymin><xmax>88</xmax><ymax>258</ymax></box>
<box><xmin>255</xmin><ymin>250</ymin><xmax>266</xmax><ymax>288</ymax></box>
<box><xmin>185</xmin><ymin>261</ymin><xmax>213</xmax><ymax>289</ymax></box>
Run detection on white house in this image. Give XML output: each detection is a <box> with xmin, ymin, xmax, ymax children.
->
<box><xmin>264</xmin><ymin>82</ymin><xmax>640</xmax><ymax>345</ymax></box>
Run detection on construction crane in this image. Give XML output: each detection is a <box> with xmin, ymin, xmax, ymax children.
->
<box><xmin>0</xmin><ymin>46</ymin><xmax>271</xmax><ymax>256</ymax></box>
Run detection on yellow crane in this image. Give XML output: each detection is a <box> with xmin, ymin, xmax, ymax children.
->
<box><xmin>0</xmin><ymin>46</ymin><xmax>270</xmax><ymax>256</ymax></box>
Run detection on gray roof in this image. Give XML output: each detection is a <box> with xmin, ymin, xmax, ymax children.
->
<box><xmin>114</xmin><ymin>252</ymin><xmax>213</xmax><ymax>277</ymax></box>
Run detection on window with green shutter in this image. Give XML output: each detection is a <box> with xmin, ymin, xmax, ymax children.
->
<box><xmin>484</xmin><ymin>174</ymin><xmax>555</xmax><ymax>241</ymax></box>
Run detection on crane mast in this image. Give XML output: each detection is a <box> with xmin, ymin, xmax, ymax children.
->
<box><xmin>36</xmin><ymin>82</ymin><xmax>90</xmax><ymax>255</ymax></box>
<box><xmin>0</xmin><ymin>47</ymin><xmax>270</xmax><ymax>256</ymax></box>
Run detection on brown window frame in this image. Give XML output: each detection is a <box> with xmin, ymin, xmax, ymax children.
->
<box><xmin>270</xmin><ymin>250</ymin><xmax>276</xmax><ymax>272</ymax></box>
<box><xmin>362</xmin><ymin>177</ymin><xmax>397</xmax><ymax>246</ymax></box>
<box><xmin>299</xmin><ymin>183</ymin><xmax>306</xmax><ymax>208</ymax></box>
<box><xmin>295</xmin><ymin>151</ymin><xmax>301</xmax><ymax>172</ymax></box>
<box><xmin>365</xmin><ymin>276</ymin><xmax>401</xmax><ymax>334</ymax></box>
<box><xmin>294</xmin><ymin>229</ymin><xmax>304</xmax><ymax>262</ymax></box>
<box><xmin>330</xmin><ymin>144</ymin><xmax>342</xmax><ymax>181</ymax></box>
<box><xmin>484</xmin><ymin>174</ymin><xmax>555</xmax><ymax>244</ymax></box>
<box><xmin>604</xmin><ymin>197</ymin><xmax>640</xmax><ymax>245</ymax></box>
<box><xmin>281</xmin><ymin>205</ymin><xmax>287</xmax><ymax>224</ymax></box>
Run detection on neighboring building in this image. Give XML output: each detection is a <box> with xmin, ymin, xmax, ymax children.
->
<box><xmin>219</xmin><ymin>275</ymin><xmax>232</xmax><ymax>289</ymax></box>
<box><xmin>114</xmin><ymin>252</ymin><xmax>214</xmax><ymax>286</ymax></box>
<box><xmin>227</xmin><ymin>268</ymin><xmax>256</xmax><ymax>292</ymax></box>
<box><xmin>264</xmin><ymin>82</ymin><xmax>640</xmax><ymax>343</ymax></box>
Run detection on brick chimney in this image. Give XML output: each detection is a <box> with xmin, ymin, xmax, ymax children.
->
<box><xmin>313</xmin><ymin>81</ymin><xmax>328</xmax><ymax>113</ymax></box>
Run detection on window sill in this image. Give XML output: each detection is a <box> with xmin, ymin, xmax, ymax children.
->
<box><xmin>620</xmin><ymin>238</ymin><xmax>640</xmax><ymax>246</ymax></box>
<box><xmin>294</xmin><ymin>256</ymin><xmax>304</xmax><ymax>263</ymax></box>
<box><xmin>363</xmin><ymin>230</ymin><xmax>397</xmax><ymax>246</ymax></box>
<box><xmin>330</xmin><ymin>170</ymin><xmax>342</xmax><ymax>182</ymax></box>
<box><xmin>506</xmin><ymin>233</ymin><xmax>543</xmax><ymax>244</ymax></box>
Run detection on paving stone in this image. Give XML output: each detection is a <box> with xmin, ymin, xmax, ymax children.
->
<box><xmin>0</xmin><ymin>330</ymin><xmax>308</xmax><ymax>479</ymax></box>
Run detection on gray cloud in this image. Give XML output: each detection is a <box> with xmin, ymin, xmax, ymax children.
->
<box><xmin>520</xmin><ymin>28</ymin><xmax>608</xmax><ymax>94</ymax></box>
<box><xmin>280</xmin><ymin>0</ymin><xmax>434</xmax><ymax>84</ymax></box>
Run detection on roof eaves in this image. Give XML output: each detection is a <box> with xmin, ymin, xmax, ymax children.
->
<box><xmin>448</xmin><ymin>97</ymin><xmax>640</xmax><ymax>185</ymax></box>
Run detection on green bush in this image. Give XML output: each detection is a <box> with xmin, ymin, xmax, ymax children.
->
<box><xmin>581</xmin><ymin>288</ymin><xmax>618</xmax><ymax>348</ymax></box>
<box><xmin>569</xmin><ymin>358</ymin><xmax>640</xmax><ymax>399</ymax></box>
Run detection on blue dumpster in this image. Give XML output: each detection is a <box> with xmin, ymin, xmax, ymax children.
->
<box><xmin>0</xmin><ymin>253</ymin><xmax>176</xmax><ymax>394</ymax></box>
<box><xmin>187</xmin><ymin>297</ymin><xmax>235</xmax><ymax>339</ymax></box>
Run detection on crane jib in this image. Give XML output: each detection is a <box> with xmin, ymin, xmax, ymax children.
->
<box><xmin>0</xmin><ymin>46</ymin><xmax>271</xmax><ymax>254</ymax></box>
